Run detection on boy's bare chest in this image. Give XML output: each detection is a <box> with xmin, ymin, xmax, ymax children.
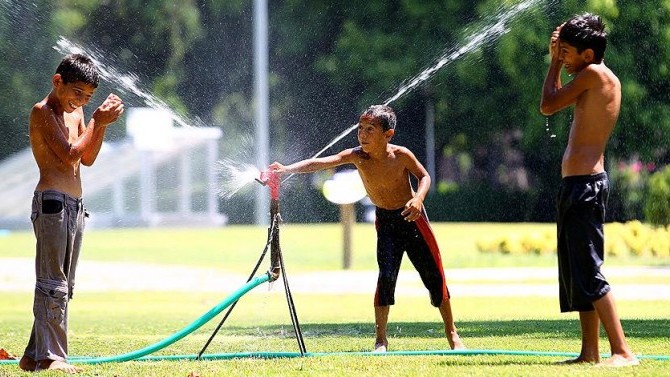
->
<box><xmin>357</xmin><ymin>159</ymin><xmax>405</xmax><ymax>184</ymax></box>
<box><xmin>54</xmin><ymin>114</ymin><xmax>80</xmax><ymax>142</ymax></box>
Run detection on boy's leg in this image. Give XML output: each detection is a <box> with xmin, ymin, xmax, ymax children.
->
<box><xmin>374</xmin><ymin>306</ymin><xmax>389</xmax><ymax>352</ymax></box>
<box><xmin>579</xmin><ymin>310</ymin><xmax>600</xmax><ymax>362</ymax></box>
<box><xmin>593</xmin><ymin>292</ymin><xmax>639</xmax><ymax>366</ymax></box>
<box><xmin>18</xmin><ymin>355</ymin><xmax>36</xmax><ymax>372</ymax></box>
<box><xmin>557</xmin><ymin>310</ymin><xmax>600</xmax><ymax>364</ymax></box>
<box><xmin>438</xmin><ymin>299</ymin><xmax>465</xmax><ymax>350</ymax></box>
<box><xmin>29</xmin><ymin>192</ymin><xmax>81</xmax><ymax>367</ymax></box>
<box><xmin>405</xmin><ymin>213</ymin><xmax>464</xmax><ymax>349</ymax></box>
<box><xmin>20</xmin><ymin>324</ymin><xmax>37</xmax><ymax>371</ymax></box>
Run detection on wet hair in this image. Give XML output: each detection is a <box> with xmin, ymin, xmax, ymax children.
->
<box><xmin>55</xmin><ymin>53</ymin><xmax>100</xmax><ymax>87</ymax></box>
<box><xmin>559</xmin><ymin>13</ymin><xmax>607</xmax><ymax>63</ymax></box>
<box><xmin>360</xmin><ymin>105</ymin><xmax>396</xmax><ymax>131</ymax></box>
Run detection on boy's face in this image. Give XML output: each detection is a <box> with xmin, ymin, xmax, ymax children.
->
<box><xmin>53</xmin><ymin>74</ymin><xmax>96</xmax><ymax>113</ymax></box>
<box><xmin>558</xmin><ymin>40</ymin><xmax>593</xmax><ymax>75</ymax></box>
<box><xmin>357</xmin><ymin>117</ymin><xmax>393</xmax><ymax>153</ymax></box>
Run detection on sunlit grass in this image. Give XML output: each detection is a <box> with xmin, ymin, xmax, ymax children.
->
<box><xmin>1</xmin><ymin>292</ymin><xmax>668</xmax><ymax>376</ymax></box>
<box><xmin>1</xmin><ymin>224</ymin><xmax>669</xmax><ymax>376</ymax></box>
<box><xmin>1</xmin><ymin>223</ymin><xmax>667</xmax><ymax>271</ymax></box>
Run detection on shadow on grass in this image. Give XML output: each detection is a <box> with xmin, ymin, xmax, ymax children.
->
<box><xmin>220</xmin><ymin>318</ymin><xmax>670</xmax><ymax>340</ymax></box>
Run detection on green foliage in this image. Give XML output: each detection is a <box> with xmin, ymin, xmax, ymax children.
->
<box><xmin>645</xmin><ymin>165</ymin><xmax>670</xmax><ymax>225</ymax></box>
<box><xmin>425</xmin><ymin>184</ymin><xmax>542</xmax><ymax>222</ymax></box>
<box><xmin>477</xmin><ymin>220</ymin><xmax>670</xmax><ymax>258</ymax></box>
<box><xmin>608</xmin><ymin>158</ymin><xmax>652</xmax><ymax>221</ymax></box>
<box><xmin>1</xmin><ymin>0</ymin><xmax>670</xmax><ymax>223</ymax></box>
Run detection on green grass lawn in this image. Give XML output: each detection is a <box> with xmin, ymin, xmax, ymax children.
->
<box><xmin>1</xmin><ymin>223</ymin><xmax>668</xmax><ymax>270</ymax></box>
<box><xmin>1</xmin><ymin>292</ymin><xmax>669</xmax><ymax>376</ymax></box>
<box><xmin>1</xmin><ymin>224</ymin><xmax>669</xmax><ymax>376</ymax></box>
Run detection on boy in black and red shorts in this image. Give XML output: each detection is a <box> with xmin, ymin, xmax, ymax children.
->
<box><xmin>269</xmin><ymin>105</ymin><xmax>464</xmax><ymax>352</ymax></box>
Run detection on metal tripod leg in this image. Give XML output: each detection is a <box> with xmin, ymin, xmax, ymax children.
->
<box><xmin>196</xmin><ymin>221</ymin><xmax>276</xmax><ymax>360</ymax></box>
<box><xmin>196</xmin><ymin>214</ymin><xmax>306</xmax><ymax>358</ymax></box>
<box><xmin>278</xmin><ymin>247</ymin><xmax>307</xmax><ymax>354</ymax></box>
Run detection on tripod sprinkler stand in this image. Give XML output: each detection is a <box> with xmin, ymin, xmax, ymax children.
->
<box><xmin>197</xmin><ymin>170</ymin><xmax>306</xmax><ymax>359</ymax></box>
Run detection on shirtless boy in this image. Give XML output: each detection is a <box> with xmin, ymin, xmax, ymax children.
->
<box><xmin>269</xmin><ymin>105</ymin><xmax>464</xmax><ymax>352</ymax></box>
<box><xmin>19</xmin><ymin>54</ymin><xmax>124</xmax><ymax>374</ymax></box>
<box><xmin>540</xmin><ymin>14</ymin><xmax>638</xmax><ymax>367</ymax></box>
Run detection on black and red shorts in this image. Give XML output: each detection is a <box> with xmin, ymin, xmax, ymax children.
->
<box><xmin>374</xmin><ymin>207</ymin><xmax>450</xmax><ymax>307</ymax></box>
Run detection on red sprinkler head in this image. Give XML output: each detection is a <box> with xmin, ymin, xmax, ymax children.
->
<box><xmin>257</xmin><ymin>170</ymin><xmax>280</xmax><ymax>200</ymax></box>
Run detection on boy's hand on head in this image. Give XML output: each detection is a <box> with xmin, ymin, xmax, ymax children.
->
<box><xmin>549</xmin><ymin>23</ymin><xmax>564</xmax><ymax>60</ymax></box>
<box><xmin>401</xmin><ymin>197</ymin><xmax>423</xmax><ymax>222</ymax></box>
<box><xmin>92</xmin><ymin>93</ymin><xmax>124</xmax><ymax>126</ymax></box>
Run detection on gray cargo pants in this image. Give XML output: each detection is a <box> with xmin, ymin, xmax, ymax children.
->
<box><xmin>23</xmin><ymin>190</ymin><xmax>85</xmax><ymax>362</ymax></box>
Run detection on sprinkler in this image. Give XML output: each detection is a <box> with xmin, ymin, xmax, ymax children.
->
<box><xmin>256</xmin><ymin>169</ymin><xmax>282</xmax><ymax>281</ymax></box>
<box><xmin>198</xmin><ymin>168</ymin><xmax>306</xmax><ymax>358</ymax></box>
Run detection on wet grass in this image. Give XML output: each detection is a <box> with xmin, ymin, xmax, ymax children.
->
<box><xmin>1</xmin><ymin>293</ymin><xmax>669</xmax><ymax>376</ymax></box>
<box><xmin>1</xmin><ymin>224</ymin><xmax>668</xmax><ymax>375</ymax></box>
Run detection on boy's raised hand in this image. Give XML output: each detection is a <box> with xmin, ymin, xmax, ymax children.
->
<box><xmin>549</xmin><ymin>23</ymin><xmax>564</xmax><ymax>60</ymax></box>
<box><xmin>93</xmin><ymin>93</ymin><xmax>124</xmax><ymax>126</ymax></box>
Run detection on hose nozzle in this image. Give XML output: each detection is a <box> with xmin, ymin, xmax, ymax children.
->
<box><xmin>257</xmin><ymin>170</ymin><xmax>280</xmax><ymax>200</ymax></box>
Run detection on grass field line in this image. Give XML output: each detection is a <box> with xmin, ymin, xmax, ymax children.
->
<box><xmin>2</xmin><ymin>257</ymin><xmax>669</xmax><ymax>300</ymax></box>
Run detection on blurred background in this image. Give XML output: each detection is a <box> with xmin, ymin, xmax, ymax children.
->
<box><xmin>0</xmin><ymin>0</ymin><xmax>668</xmax><ymax>228</ymax></box>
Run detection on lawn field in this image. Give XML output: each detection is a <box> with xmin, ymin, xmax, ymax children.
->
<box><xmin>1</xmin><ymin>224</ymin><xmax>669</xmax><ymax>376</ymax></box>
<box><xmin>1</xmin><ymin>293</ymin><xmax>668</xmax><ymax>376</ymax></box>
<box><xmin>1</xmin><ymin>223</ymin><xmax>667</xmax><ymax>270</ymax></box>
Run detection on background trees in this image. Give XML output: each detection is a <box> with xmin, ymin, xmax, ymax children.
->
<box><xmin>0</xmin><ymin>0</ymin><xmax>667</xmax><ymax>223</ymax></box>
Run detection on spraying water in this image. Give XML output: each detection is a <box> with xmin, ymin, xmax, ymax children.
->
<box><xmin>48</xmin><ymin>0</ymin><xmax>547</xmax><ymax>196</ymax></box>
<box><xmin>545</xmin><ymin>117</ymin><xmax>556</xmax><ymax>138</ymax></box>
<box><xmin>54</xmin><ymin>37</ymin><xmax>207</xmax><ymax>129</ymax></box>
<box><xmin>217</xmin><ymin>159</ymin><xmax>261</xmax><ymax>199</ymax></box>
<box><xmin>383</xmin><ymin>0</ymin><xmax>543</xmax><ymax>106</ymax></box>
<box><xmin>284</xmin><ymin>0</ymin><xmax>547</xmax><ymax>183</ymax></box>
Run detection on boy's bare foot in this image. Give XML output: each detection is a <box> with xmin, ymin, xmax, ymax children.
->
<box><xmin>18</xmin><ymin>355</ymin><xmax>36</xmax><ymax>371</ymax></box>
<box><xmin>372</xmin><ymin>341</ymin><xmax>388</xmax><ymax>353</ymax></box>
<box><xmin>36</xmin><ymin>359</ymin><xmax>83</xmax><ymax>374</ymax></box>
<box><xmin>555</xmin><ymin>357</ymin><xmax>598</xmax><ymax>365</ymax></box>
<box><xmin>447</xmin><ymin>331</ymin><xmax>466</xmax><ymax>350</ymax></box>
<box><xmin>597</xmin><ymin>354</ymin><xmax>640</xmax><ymax>367</ymax></box>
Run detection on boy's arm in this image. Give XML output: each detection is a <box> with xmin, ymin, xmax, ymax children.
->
<box><xmin>539</xmin><ymin>24</ymin><xmax>596</xmax><ymax>115</ymax></box>
<box><xmin>269</xmin><ymin>149</ymin><xmax>355</xmax><ymax>174</ymax></box>
<box><xmin>400</xmin><ymin>148</ymin><xmax>431</xmax><ymax>221</ymax></box>
<box><xmin>540</xmin><ymin>64</ymin><xmax>598</xmax><ymax>115</ymax></box>
<box><xmin>31</xmin><ymin>105</ymin><xmax>96</xmax><ymax>166</ymax></box>
<box><xmin>81</xmin><ymin>94</ymin><xmax>124</xmax><ymax>166</ymax></box>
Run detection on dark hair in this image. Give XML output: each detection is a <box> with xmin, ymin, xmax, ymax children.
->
<box><xmin>55</xmin><ymin>53</ymin><xmax>100</xmax><ymax>87</ymax></box>
<box><xmin>559</xmin><ymin>13</ymin><xmax>607</xmax><ymax>63</ymax></box>
<box><xmin>360</xmin><ymin>105</ymin><xmax>396</xmax><ymax>131</ymax></box>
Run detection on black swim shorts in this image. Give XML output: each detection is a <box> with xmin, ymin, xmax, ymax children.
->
<box><xmin>557</xmin><ymin>172</ymin><xmax>611</xmax><ymax>312</ymax></box>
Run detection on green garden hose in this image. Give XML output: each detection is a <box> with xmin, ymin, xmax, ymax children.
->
<box><xmin>2</xmin><ymin>271</ymin><xmax>668</xmax><ymax>365</ymax></box>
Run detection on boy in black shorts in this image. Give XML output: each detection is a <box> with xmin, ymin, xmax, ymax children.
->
<box><xmin>540</xmin><ymin>14</ymin><xmax>638</xmax><ymax>366</ymax></box>
<box><xmin>269</xmin><ymin>105</ymin><xmax>464</xmax><ymax>352</ymax></box>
